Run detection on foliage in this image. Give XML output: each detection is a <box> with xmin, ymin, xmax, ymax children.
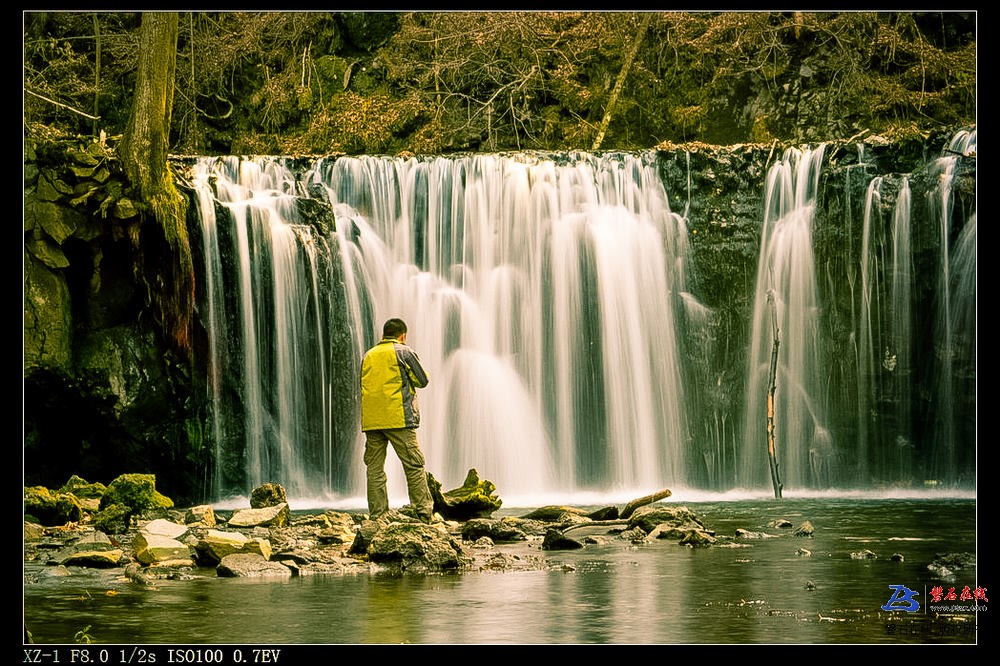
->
<box><xmin>23</xmin><ymin>11</ymin><xmax>975</xmax><ymax>154</ymax></box>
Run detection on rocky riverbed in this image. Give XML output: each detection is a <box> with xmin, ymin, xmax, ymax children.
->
<box><xmin>23</xmin><ymin>473</ymin><xmax>724</xmax><ymax>589</ymax></box>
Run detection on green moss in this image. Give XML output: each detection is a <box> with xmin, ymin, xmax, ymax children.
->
<box><xmin>99</xmin><ymin>473</ymin><xmax>174</xmax><ymax>513</ymax></box>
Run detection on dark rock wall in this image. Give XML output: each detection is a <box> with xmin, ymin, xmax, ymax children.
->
<box><xmin>23</xmin><ymin>136</ymin><xmax>208</xmax><ymax>504</ymax></box>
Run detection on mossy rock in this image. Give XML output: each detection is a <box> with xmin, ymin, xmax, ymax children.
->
<box><xmin>98</xmin><ymin>473</ymin><xmax>174</xmax><ymax>514</ymax></box>
<box><xmin>57</xmin><ymin>474</ymin><xmax>107</xmax><ymax>500</ymax></box>
<box><xmin>93</xmin><ymin>502</ymin><xmax>131</xmax><ymax>534</ymax></box>
<box><xmin>24</xmin><ymin>485</ymin><xmax>84</xmax><ymax>526</ymax></box>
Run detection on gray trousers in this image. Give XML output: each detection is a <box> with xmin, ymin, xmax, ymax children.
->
<box><xmin>363</xmin><ymin>428</ymin><xmax>434</xmax><ymax>519</ymax></box>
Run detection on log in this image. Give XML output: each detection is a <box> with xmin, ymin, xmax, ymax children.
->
<box><xmin>558</xmin><ymin>487</ymin><xmax>673</xmax><ymax>535</ymax></box>
<box><xmin>620</xmin><ymin>488</ymin><xmax>673</xmax><ymax>520</ymax></box>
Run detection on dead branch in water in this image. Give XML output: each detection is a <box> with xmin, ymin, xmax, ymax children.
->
<box><xmin>559</xmin><ymin>487</ymin><xmax>673</xmax><ymax>534</ymax></box>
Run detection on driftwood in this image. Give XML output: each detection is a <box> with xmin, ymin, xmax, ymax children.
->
<box><xmin>620</xmin><ymin>488</ymin><xmax>672</xmax><ymax>519</ymax></box>
<box><xmin>766</xmin><ymin>291</ymin><xmax>783</xmax><ymax>499</ymax></box>
<box><xmin>559</xmin><ymin>488</ymin><xmax>672</xmax><ymax>535</ymax></box>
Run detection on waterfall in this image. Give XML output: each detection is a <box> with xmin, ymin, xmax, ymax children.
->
<box><xmin>889</xmin><ymin>179</ymin><xmax>914</xmax><ymax>481</ymax></box>
<box><xmin>856</xmin><ymin>175</ymin><xmax>884</xmax><ymax>484</ymax></box>
<box><xmin>192</xmin><ymin>151</ymin><xmax>695</xmax><ymax>504</ymax></box>
<box><xmin>927</xmin><ymin>129</ymin><xmax>977</xmax><ymax>484</ymax></box>
<box><xmin>186</xmin><ymin>132</ymin><xmax>975</xmax><ymax>503</ymax></box>
<box><xmin>739</xmin><ymin>145</ymin><xmax>828</xmax><ymax>490</ymax></box>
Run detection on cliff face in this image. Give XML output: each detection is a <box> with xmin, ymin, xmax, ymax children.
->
<box><xmin>23</xmin><ymin>135</ymin><xmax>206</xmax><ymax>504</ymax></box>
<box><xmin>23</xmin><ymin>128</ymin><xmax>976</xmax><ymax>503</ymax></box>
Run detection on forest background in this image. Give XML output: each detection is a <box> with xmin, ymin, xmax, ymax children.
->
<box><xmin>23</xmin><ymin>11</ymin><xmax>977</xmax><ymax>155</ymax></box>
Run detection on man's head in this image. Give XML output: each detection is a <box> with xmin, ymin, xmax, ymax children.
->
<box><xmin>382</xmin><ymin>318</ymin><xmax>408</xmax><ymax>340</ymax></box>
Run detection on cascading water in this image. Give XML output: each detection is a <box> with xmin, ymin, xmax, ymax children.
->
<box><xmin>187</xmin><ymin>131</ymin><xmax>975</xmax><ymax>504</ymax></box>
<box><xmin>191</xmin><ymin>152</ymin><xmax>695</xmax><ymax>504</ymax></box>
<box><xmin>889</xmin><ymin>178</ymin><xmax>914</xmax><ymax>481</ymax></box>
<box><xmin>927</xmin><ymin>129</ymin><xmax>978</xmax><ymax>484</ymax></box>
<box><xmin>739</xmin><ymin>146</ymin><xmax>829</xmax><ymax>490</ymax></box>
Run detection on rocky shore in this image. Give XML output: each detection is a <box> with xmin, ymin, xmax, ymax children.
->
<box><xmin>23</xmin><ymin>472</ymin><xmax>723</xmax><ymax>586</ymax></box>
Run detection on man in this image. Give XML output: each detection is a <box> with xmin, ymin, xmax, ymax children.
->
<box><xmin>359</xmin><ymin>317</ymin><xmax>435</xmax><ymax>523</ymax></box>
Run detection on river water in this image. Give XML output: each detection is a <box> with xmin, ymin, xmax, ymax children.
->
<box><xmin>23</xmin><ymin>494</ymin><xmax>983</xmax><ymax>649</ymax></box>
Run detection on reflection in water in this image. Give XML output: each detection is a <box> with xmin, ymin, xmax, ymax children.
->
<box><xmin>24</xmin><ymin>498</ymin><xmax>977</xmax><ymax>645</ymax></box>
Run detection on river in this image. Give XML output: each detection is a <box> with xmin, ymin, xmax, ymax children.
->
<box><xmin>23</xmin><ymin>493</ymin><xmax>983</xmax><ymax>650</ymax></box>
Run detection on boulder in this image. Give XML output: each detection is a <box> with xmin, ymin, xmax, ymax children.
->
<box><xmin>367</xmin><ymin>521</ymin><xmax>467</xmax><ymax>572</ymax></box>
<box><xmin>133</xmin><ymin>532</ymin><xmax>193</xmax><ymax>565</ymax></box>
<box><xmin>57</xmin><ymin>475</ymin><xmax>107</xmax><ymax>500</ymax></box>
<box><xmin>195</xmin><ymin>529</ymin><xmax>272</xmax><ymax>564</ymax></box>
<box><xmin>228</xmin><ymin>503</ymin><xmax>290</xmax><ymax>528</ymax></box>
<box><xmin>99</xmin><ymin>473</ymin><xmax>174</xmax><ymax>515</ymax></box>
<box><xmin>139</xmin><ymin>518</ymin><xmax>189</xmax><ymax>540</ymax></box>
<box><xmin>250</xmin><ymin>483</ymin><xmax>287</xmax><ymax>509</ymax></box>
<box><xmin>52</xmin><ymin>530</ymin><xmax>123</xmax><ymax>567</ymax></box>
<box><xmin>216</xmin><ymin>553</ymin><xmax>292</xmax><ymax>578</ymax></box>
<box><xmin>627</xmin><ymin>505</ymin><xmax>706</xmax><ymax>534</ymax></box>
<box><xmin>93</xmin><ymin>503</ymin><xmax>131</xmax><ymax>534</ymax></box>
<box><xmin>24</xmin><ymin>486</ymin><xmax>83</xmax><ymax>527</ymax></box>
<box><xmin>184</xmin><ymin>505</ymin><xmax>216</xmax><ymax>527</ymax></box>
<box><xmin>461</xmin><ymin>517</ymin><xmax>530</xmax><ymax>543</ymax></box>
<box><xmin>541</xmin><ymin>528</ymin><xmax>584</xmax><ymax>551</ymax></box>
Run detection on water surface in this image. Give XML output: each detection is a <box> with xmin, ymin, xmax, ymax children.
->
<box><xmin>23</xmin><ymin>497</ymin><xmax>981</xmax><ymax>646</ymax></box>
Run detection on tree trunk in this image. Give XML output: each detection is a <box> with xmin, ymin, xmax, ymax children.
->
<box><xmin>119</xmin><ymin>12</ymin><xmax>194</xmax><ymax>357</ymax></box>
<box><xmin>591</xmin><ymin>13</ymin><xmax>652</xmax><ymax>151</ymax></box>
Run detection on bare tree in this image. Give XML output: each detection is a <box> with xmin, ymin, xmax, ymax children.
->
<box><xmin>119</xmin><ymin>12</ymin><xmax>194</xmax><ymax>357</ymax></box>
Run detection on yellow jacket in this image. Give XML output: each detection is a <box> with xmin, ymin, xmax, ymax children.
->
<box><xmin>360</xmin><ymin>337</ymin><xmax>429</xmax><ymax>431</ymax></box>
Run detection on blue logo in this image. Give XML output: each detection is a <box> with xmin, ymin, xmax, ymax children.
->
<box><xmin>882</xmin><ymin>585</ymin><xmax>921</xmax><ymax>612</ymax></box>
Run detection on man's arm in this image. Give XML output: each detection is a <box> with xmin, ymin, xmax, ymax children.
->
<box><xmin>398</xmin><ymin>346</ymin><xmax>429</xmax><ymax>388</ymax></box>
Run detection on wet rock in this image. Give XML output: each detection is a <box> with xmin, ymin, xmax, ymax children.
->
<box><xmin>850</xmin><ymin>549</ymin><xmax>878</xmax><ymax>560</ymax></box>
<box><xmin>520</xmin><ymin>506</ymin><xmax>593</xmax><ymax>523</ymax></box>
<box><xmin>24</xmin><ymin>486</ymin><xmax>83</xmax><ymax>527</ymax></box>
<box><xmin>250</xmin><ymin>483</ymin><xmax>287</xmax><ymax>509</ymax></box>
<box><xmin>227</xmin><ymin>503</ymin><xmax>290</xmax><ymax>528</ymax></box>
<box><xmin>60</xmin><ymin>549</ymin><xmax>124</xmax><ymax>568</ymax></box>
<box><xmin>927</xmin><ymin>552</ymin><xmax>975</xmax><ymax>581</ymax></box>
<box><xmin>217</xmin><ymin>553</ymin><xmax>293</xmax><ymax>578</ymax></box>
<box><xmin>367</xmin><ymin>521</ymin><xmax>466</xmax><ymax>571</ymax></box>
<box><xmin>735</xmin><ymin>528</ymin><xmax>776</xmax><ymax>539</ymax></box>
<box><xmin>679</xmin><ymin>530</ymin><xmax>717</xmax><ymax>547</ymax></box>
<box><xmin>794</xmin><ymin>521</ymin><xmax>815</xmax><ymax>537</ymax></box>
<box><xmin>44</xmin><ymin>531</ymin><xmax>124</xmax><ymax>568</ymax></box>
<box><xmin>542</xmin><ymin>528</ymin><xmax>584</xmax><ymax>550</ymax></box>
<box><xmin>195</xmin><ymin>529</ymin><xmax>271</xmax><ymax>565</ymax></box>
<box><xmin>618</xmin><ymin>527</ymin><xmax>649</xmax><ymax>543</ymax></box>
<box><xmin>184</xmin><ymin>505</ymin><xmax>216</xmax><ymax>527</ymax></box>
<box><xmin>461</xmin><ymin>517</ymin><xmax>530</xmax><ymax>542</ymax></box>
<box><xmin>628</xmin><ymin>505</ymin><xmax>705</xmax><ymax>534</ymax></box>
<box><xmin>133</xmin><ymin>532</ymin><xmax>192</xmax><ymax>566</ymax></box>
<box><xmin>24</xmin><ymin>521</ymin><xmax>46</xmax><ymax>542</ymax></box>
